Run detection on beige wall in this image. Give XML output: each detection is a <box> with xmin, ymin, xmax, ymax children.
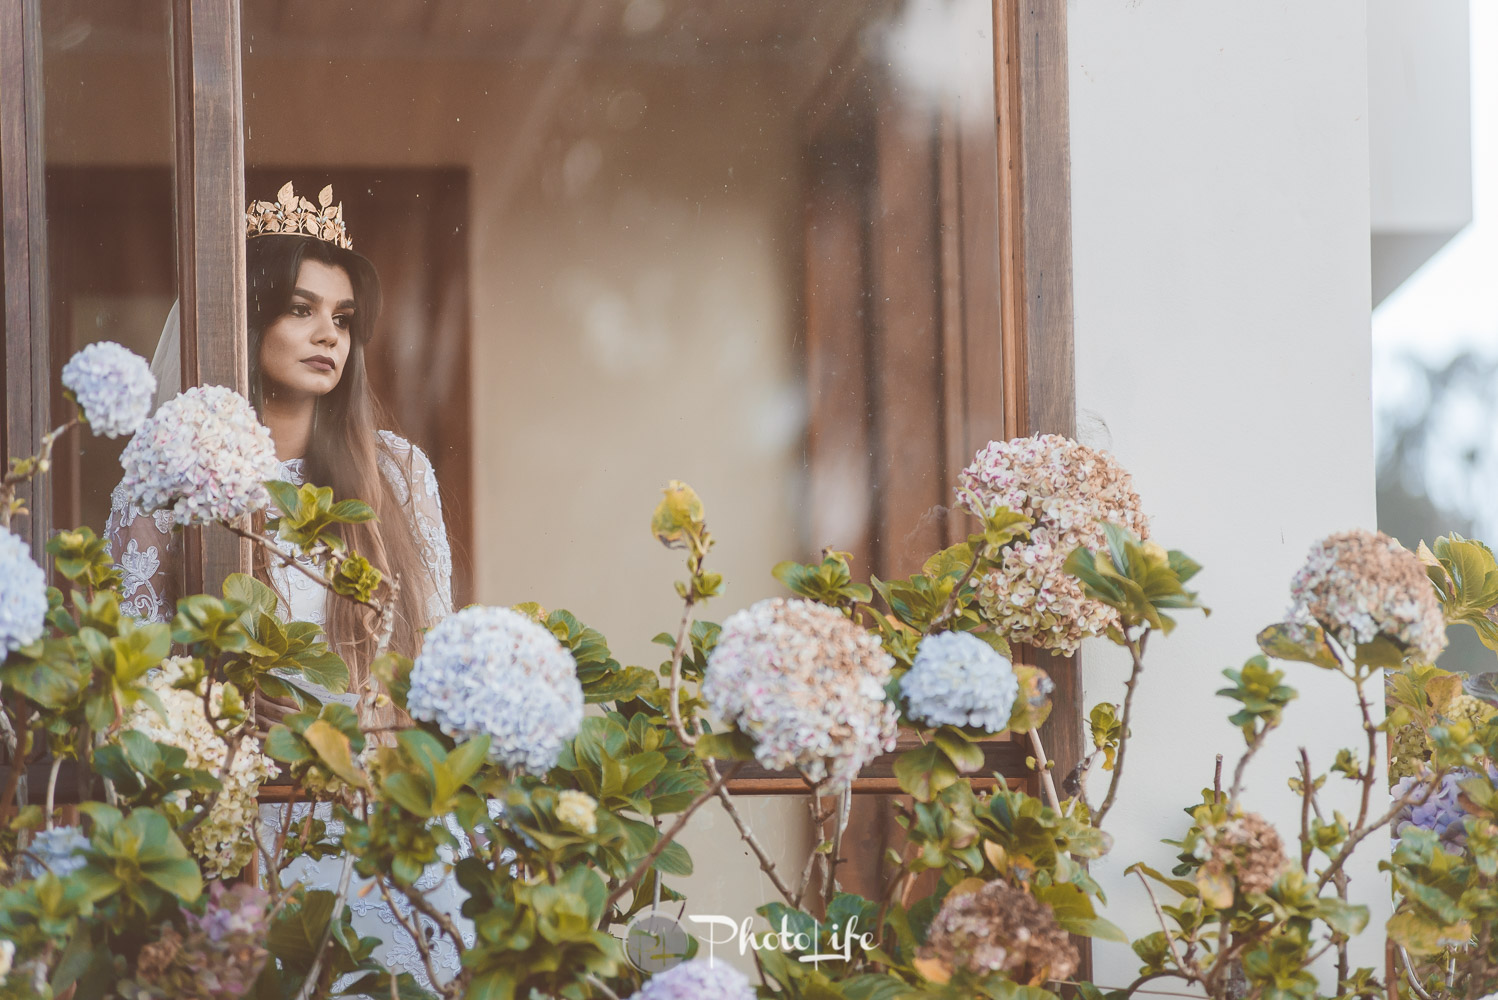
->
<box><xmin>1070</xmin><ymin>0</ymin><xmax>1385</xmax><ymax>985</ymax></box>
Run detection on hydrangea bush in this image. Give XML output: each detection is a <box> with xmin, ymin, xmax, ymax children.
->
<box><xmin>5</xmin><ymin>352</ymin><xmax>1498</xmax><ymax>1000</ymax></box>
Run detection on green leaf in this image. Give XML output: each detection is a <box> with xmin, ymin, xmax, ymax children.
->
<box><xmin>303</xmin><ymin>720</ymin><xmax>367</xmax><ymax>788</ymax></box>
<box><xmin>1256</xmin><ymin>622</ymin><xmax>1342</xmax><ymax>670</ymax></box>
<box><xmin>894</xmin><ymin>743</ymin><xmax>958</xmax><ymax>803</ymax></box>
<box><xmin>932</xmin><ymin>728</ymin><xmax>986</xmax><ymax>773</ymax></box>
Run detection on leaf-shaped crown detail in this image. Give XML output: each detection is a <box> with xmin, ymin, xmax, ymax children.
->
<box><xmin>245</xmin><ymin>181</ymin><xmax>352</xmax><ymax>249</ymax></box>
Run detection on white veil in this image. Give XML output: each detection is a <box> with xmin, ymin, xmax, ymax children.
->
<box><xmin>148</xmin><ymin>300</ymin><xmax>182</xmax><ymax>413</ymax></box>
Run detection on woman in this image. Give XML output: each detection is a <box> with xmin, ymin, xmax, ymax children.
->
<box><xmin>107</xmin><ymin>183</ymin><xmax>465</xmax><ymax>985</ymax></box>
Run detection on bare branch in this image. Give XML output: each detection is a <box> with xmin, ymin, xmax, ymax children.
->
<box><xmin>1095</xmin><ymin>631</ymin><xmax>1150</xmax><ymax>827</ymax></box>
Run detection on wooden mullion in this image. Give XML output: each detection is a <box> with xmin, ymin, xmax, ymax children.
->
<box><xmin>1</xmin><ymin>0</ymin><xmax>52</xmax><ymax>564</ymax></box>
<box><xmin>172</xmin><ymin>0</ymin><xmax>251</xmax><ymax>595</ymax></box>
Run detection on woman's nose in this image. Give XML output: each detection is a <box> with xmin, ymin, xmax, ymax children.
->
<box><xmin>312</xmin><ymin>316</ymin><xmax>338</xmax><ymax>346</ymax></box>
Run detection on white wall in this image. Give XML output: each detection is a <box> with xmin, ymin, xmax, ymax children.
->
<box><xmin>1368</xmin><ymin>0</ymin><xmax>1472</xmax><ymax>303</ymax></box>
<box><xmin>1068</xmin><ymin>0</ymin><xmax>1384</xmax><ymax>987</ymax></box>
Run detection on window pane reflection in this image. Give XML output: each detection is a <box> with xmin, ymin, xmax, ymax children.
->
<box><xmin>40</xmin><ymin>0</ymin><xmax>176</xmax><ymax>535</ymax></box>
<box><xmin>242</xmin><ymin>0</ymin><xmax>1003</xmax><ymax>670</ymax></box>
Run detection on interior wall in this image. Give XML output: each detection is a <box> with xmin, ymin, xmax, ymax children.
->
<box><xmin>1068</xmin><ymin>0</ymin><xmax>1384</xmax><ymax>986</ymax></box>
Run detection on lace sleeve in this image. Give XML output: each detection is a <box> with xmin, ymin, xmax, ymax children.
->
<box><xmin>105</xmin><ymin>483</ymin><xmax>179</xmax><ymax>624</ymax></box>
<box><xmin>377</xmin><ymin>431</ymin><xmax>454</xmax><ymax>626</ymax></box>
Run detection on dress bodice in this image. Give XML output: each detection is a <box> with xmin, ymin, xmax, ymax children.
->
<box><xmin>107</xmin><ymin>429</ymin><xmax>454</xmax><ymax>637</ymax></box>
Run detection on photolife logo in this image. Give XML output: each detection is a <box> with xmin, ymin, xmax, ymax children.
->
<box><xmin>624</xmin><ymin>912</ymin><xmax>691</xmax><ymax>973</ymax></box>
<box><xmin>624</xmin><ymin>910</ymin><xmax>875</xmax><ymax>971</ymax></box>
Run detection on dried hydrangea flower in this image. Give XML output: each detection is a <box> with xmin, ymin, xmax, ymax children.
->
<box><xmin>60</xmin><ymin>341</ymin><xmax>155</xmax><ymax>439</ymax></box>
<box><xmin>703</xmin><ymin>597</ymin><xmax>899</xmax><ymax>791</ymax></box>
<box><xmin>901</xmin><ymin>631</ymin><xmax>1018</xmax><ymax>732</ymax></box>
<box><xmin>633</xmin><ymin>958</ymin><xmax>756</xmax><ymax>1000</ymax></box>
<box><xmin>118</xmin><ymin>384</ymin><xmax>279</xmax><ymax>526</ymax></box>
<box><xmin>407</xmin><ymin>606</ymin><xmax>584</xmax><ymax>775</ymax></box>
<box><xmin>0</xmin><ymin>529</ymin><xmax>48</xmax><ymax>655</ymax></box>
<box><xmin>1286</xmin><ymin>529</ymin><xmax>1446</xmax><ymax>664</ymax></box>
<box><xmin>958</xmin><ymin>435</ymin><xmax>1148</xmax><ymax>653</ymax></box>
<box><xmin>132</xmin><ymin>882</ymin><xmax>272</xmax><ymax>1000</ymax></box>
<box><xmin>1200</xmin><ymin>812</ymin><xmax>1287</xmax><ymax>895</ymax></box>
<box><xmin>128</xmin><ymin>657</ymin><xmax>274</xmax><ymax>878</ymax></box>
<box><xmin>920</xmin><ymin>880</ymin><xmax>1078</xmax><ymax>982</ymax></box>
<box><xmin>556</xmin><ymin>789</ymin><xmax>598</xmax><ymax>835</ymax></box>
<box><xmin>16</xmin><ymin>826</ymin><xmax>89</xmax><ymax>880</ymax></box>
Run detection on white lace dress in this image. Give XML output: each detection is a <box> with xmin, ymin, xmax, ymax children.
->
<box><xmin>106</xmin><ymin>430</ymin><xmax>473</xmax><ymax>988</ymax></box>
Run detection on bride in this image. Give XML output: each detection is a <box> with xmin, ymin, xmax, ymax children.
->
<box><xmin>106</xmin><ymin>183</ymin><xmax>465</xmax><ymax>985</ymax></box>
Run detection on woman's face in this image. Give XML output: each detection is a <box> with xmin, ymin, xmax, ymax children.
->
<box><xmin>258</xmin><ymin>258</ymin><xmax>355</xmax><ymax>401</ymax></box>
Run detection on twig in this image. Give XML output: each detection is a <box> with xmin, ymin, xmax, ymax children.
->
<box><xmin>1317</xmin><ymin>769</ymin><xmax>1440</xmax><ymax>893</ymax></box>
<box><xmin>223</xmin><ymin>523</ymin><xmax>382</xmax><ymax>612</ymax></box>
<box><xmin>1228</xmin><ymin>726</ymin><xmax>1270</xmax><ymax>810</ymax></box>
<box><xmin>604</xmin><ymin>761</ymin><xmax>741</xmax><ymax>911</ymax></box>
<box><xmin>705</xmin><ymin>759</ymin><xmax>796</xmax><ymax>904</ymax></box>
<box><xmin>376</xmin><ymin>877</ymin><xmax>444</xmax><ymax>993</ymax></box>
<box><xmin>1298</xmin><ymin>748</ymin><xmax>1314</xmax><ymax>874</ymax></box>
<box><xmin>932</xmin><ymin>542</ymin><xmax>987</xmax><ymax>630</ymax></box>
<box><xmin>1028</xmin><ymin>727</ymin><xmax>1062</xmax><ymax>812</ymax></box>
<box><xmin>1133</xmin><ymin>868</ymin><xmax>1193</xmax><ymax>982</ymax></box>
<box><xmin>824</xmin><ymin>786</ymin><xmax>853</xmax><ymax>910</ymax></box>
<box><xmin>1398</xmin><ymin>946</ymin><xmax>1435</xmax><ymax>1000</ymax></box>
<box><xmin>1213</xmin><ymin>754</ymin><xmax>1223</xmax><ymax>799</ymax></box>
<box><xmin>294</xmin><ymin>850</ymin><xmax>356</xmax><ymax>1000</ymax></box>
<box><xmin>1</xmin><ymin>417</ymin><xmax>78</xmax><ymax>528</ymax></box>
<box><xmin>664</xmin><ymin>599</ymin><xmax>697</xmax><ymax>749</ymax></box>
<box><xmin>44</xmin><ymin>756</ymin><xmax>62</xmax><ymax>828</ymax></box>
<box><xmin>1095</xmin><ymin>631</ymin><xmax>1149</xmax><ymax>826</ymax></box>
<box><xmin>400</xmin><ymin>883</ymin><xmax>469</xmax><ymax>963</ymax></box>
<box><xmin>585</xmin><ymin>974</ymin><xmax>622</xmax><ymax>1000</ymax></box>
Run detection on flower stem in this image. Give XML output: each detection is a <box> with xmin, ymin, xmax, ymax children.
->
<box><xmin>1094</xmin><ymin>630</ymin><xmax>1148</xmax><ymax>827</ymax></box>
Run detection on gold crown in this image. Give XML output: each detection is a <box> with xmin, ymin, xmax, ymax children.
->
<box><xmin>245</xmin><ymin>181</ymin><xmax>352</xmax><ymax>249</ymax></box>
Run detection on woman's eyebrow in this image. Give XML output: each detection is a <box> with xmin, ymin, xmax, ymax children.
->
<box><xmin>291</xmin><ymin>287</ymin><xmax>355</xmax><ymax>311</ymax></box>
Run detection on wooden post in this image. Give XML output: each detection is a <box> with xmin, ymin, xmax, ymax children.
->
<box><xmin>1</xmin><ymin>0</ymin><xmax>52</xmax><ymax>564</ymax></box>
<box><xmin>172</xmin><ymin>0</ymin><xmax>251</xmax><ymax>595</ymax></box>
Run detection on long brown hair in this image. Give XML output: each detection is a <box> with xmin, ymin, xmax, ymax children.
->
<box><xmin>246</xmin><ymin>234</ymin><xmax>437</xmax><ymax>694</ymax></box>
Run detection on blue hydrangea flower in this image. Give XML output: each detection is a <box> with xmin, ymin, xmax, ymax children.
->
<box><xmin>118</xmin><ymin>385</ymin><xmax>278</xmax><ymax>526</ymax></box>
<box><xmin>60</xmin><ymin>341</ymin><xmax>156</xmax><ymax>439</ymax></box>
<box><xmin>634</xmin><ymin>959</ymin><xmax>756</xmax><ymax>1000</ymax></box>
<box><xmin>901</xmin><ymin>631</ymin><xmax>1018</xmax><ymax>732</ymax></box>
<box><xmin>407</xmin><ymin>606</ymin><xmax>583</xmax><ymax>775</ymax></box>
<box><xmin>0</xmin><ymin>529</ymin><xmax>48</xmax><ymax>655</ymax></box>
<box><xmin>1394</xmin><ymin>769</ymin><xmax>1475</xmax><ymax>850</ymax></box>
<box><xmin>17</xmin><ymin>826</ymin><xmax>89</xmax><ymax>880</ymax></box>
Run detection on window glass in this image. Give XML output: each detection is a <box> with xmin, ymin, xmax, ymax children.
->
<box><xmin>41</xmin><ymin>0</ymin><xmax>177</xmax><ymax>535</ymax></box>
<box><xmin>241</xmin><ymin>0</ymin><xmax>1003</xmax><ymax>671</ymax></box>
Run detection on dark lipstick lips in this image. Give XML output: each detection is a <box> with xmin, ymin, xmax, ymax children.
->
<box><xmin>302</xmin><ymin>355</ymin><xmax>336</xmax><ymax>372</ymax></box>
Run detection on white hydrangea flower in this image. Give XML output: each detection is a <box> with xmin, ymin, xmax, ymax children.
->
<box><xmin>0</xmin><ymin>529</ymin><xmax>48</xmax><ymax>655</ymax></box>
<box><xmin>1287</xmin><ymin>529</ymin><xmax>1447</xmax><ymax>664</ymax></box>
<box><xmin>129</xmin><ymin>657</ymin><xmax>274</xmax><ymax>878</ymax></box>
<box><xmin>634</xmin><ymin>958</ymin><xmax>756</xmax><ymax>1000</ymax></box>
<box><xmin>117</xmin><ymin>385</ymin><xmax>278</xmax><ymax>526</ymax></box>
<box><xmin>703</xmin><ymin>598</ymin><xmax>899</xmax><ymax>791</ymax></box>
<box><xmin>555</xmin><ymin>789</ymin><xmax>598</xmax><ymax>834</ymax></box>
<box><xmin>902</xmin><ymin>631</ymin><xmax>1018</xmax><ymax>732</ymax></box>
<box><xmin>59</xmin><ymin>341</ymin><xmax>156</xmax><ymax>439</ymax></box>
<box><xmin>958</xmin><ymin>435</ymin><xmax>1149</xmax><ymax>654</ymax></box>
<box><xmin>16</xmin><ymin>826</ymin><xmax>89</xmax><ymax>880</ymax></box>
<box><xmin>407</xmin><ymin>606</ymin><xmax>584</xmax><ymax>775</ymax></box>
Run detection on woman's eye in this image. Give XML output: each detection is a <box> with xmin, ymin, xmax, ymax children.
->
<box><xmin>289</xmin><ymin>303</ymin><xmax>311</xmax><ymax>317</ymax></box>
<box><xmin>333</xmin><ymin>314</ymin><xmax>352</xmax><ymax>329</ymax></box>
